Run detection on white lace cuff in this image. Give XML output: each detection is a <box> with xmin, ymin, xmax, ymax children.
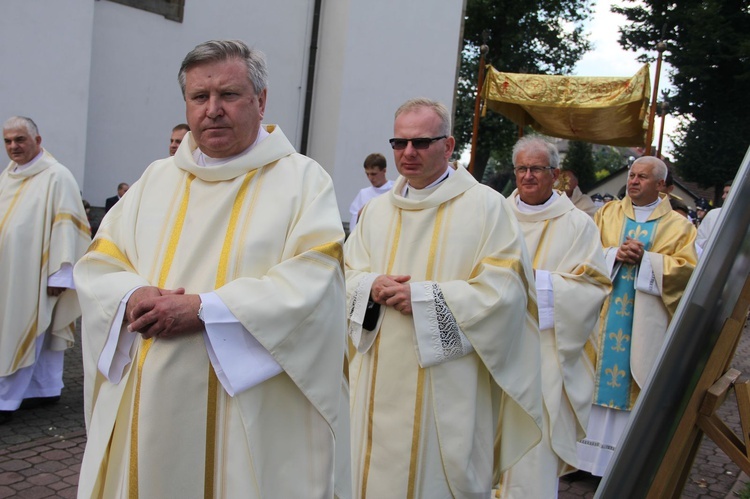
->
<box><xmin>535</xmin><ymin>269</ymin><xmax>554</xmax><ymax>331</ymax></box>
<box><xmin>348</xmin><ymin>273</ymin><xmax>381</xmax><ymax>353</ymax></box>
<box><xmin>635</xmin><ymin>252</ymin><xmax>661</xmax><ymax>296</ymax></box>
<box><xmin>201</xmin><ymin>292</ymin><xmax>283</xmax><ymax>396</ymax></box>
<box><xmin>411</xmin><ymin>281</ymin><xmax>473</xmax><ymax>368</ymax></box>
<box><xmin>604</xmin><ymin>247</ymin><xmax>619</xmax><ymax>278</ymax></box>
<box><xmin>98</xmin><ymin>287</ymin><xmax>140</xmax><ymax>383</ymax></box>
<box><xmin>48</xmin><ymin>263</ymin><xmax>75</xmax><ymax>289</ymax></box>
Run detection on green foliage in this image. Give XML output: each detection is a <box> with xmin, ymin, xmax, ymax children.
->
<box><xmin>562</xmin><ymin>141</ymin><xmax>596</xmax><ymax>191</ymax></box>
<box><xmin>455</xmin><ymin>0</ymin><xmax>595</xmax><ymax>182</ymax></box>
<box><xmin>594</xmin><ymin>145</ymin><xmax>628</xmax><ymax>174</ymax></box>
<box><xmin>613</xmin><ymin>0</ymin><xmax>750</xmax><ymax>202</ymax></box>
<box><xmin>739</xmin><ymin>480</ymin><xmax>750</xmax><ymax>499</ymax></box>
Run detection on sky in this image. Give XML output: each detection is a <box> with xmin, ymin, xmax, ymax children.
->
<box><xmin>574</xmin><ymin>0</ymin><xmax>677</xmax><ymax>156</ymax></box>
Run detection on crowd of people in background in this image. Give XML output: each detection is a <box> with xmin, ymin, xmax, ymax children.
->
<box><xmin>0</xmin><ymin>37</ymin><xmax>736</xmax><ymax>498</ymax></box>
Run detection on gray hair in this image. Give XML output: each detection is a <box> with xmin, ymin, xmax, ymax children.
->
<box><xmin>3</xmin><ymin>116</ymin><xmax>39</xmax><ymax>137</ymax></box>
<box><xmin>395</xmin><ymin>98</ymin><xmax>451</xmax><ymax>137</ymax></box>
<box><xmin>178</xmin><ymin>40</ymin><xmax>268</xmax><ymax>97</ymax></box>
<box><xmin>512</xmin><ymin>136</ymin><xmax>560</xmax><ymax>169</ymax></box>
<box><xmin>631</xmin><ymin>156</ymin><xmax>668</xmax><ymax>181</ymax></box>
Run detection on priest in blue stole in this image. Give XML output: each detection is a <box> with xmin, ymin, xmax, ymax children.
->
<box><xmin>577</xmin><ymin>156</ymin><xmax>697</xmax><ymax>476</ymax></box>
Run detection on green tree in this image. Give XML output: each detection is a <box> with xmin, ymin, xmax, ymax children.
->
<box><xmin>562</xmin><ymin>141</ymin><xmax>597</xmax><ymax>191</ymax></box>
<box><xmin>613</xmin><ymin>0</ymin><xmax>750</xmax><ymax>202</ymax></box>
<box><xmin>594</xmin><ymin>145</ymin><xmax>628</xmax><ymax>175</ymax></box>
<box><xmin>455</xmin><ymin>0</ymin><xmax>594</xmax><ymax>183</ymax></box>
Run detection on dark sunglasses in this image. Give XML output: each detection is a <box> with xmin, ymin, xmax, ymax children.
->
<box><xmin>389</xmin><ymin>136</ymin><xmax>447</xmax><ymax>150</ymax></box>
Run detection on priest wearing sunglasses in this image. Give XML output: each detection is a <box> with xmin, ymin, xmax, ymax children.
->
<box><xmin>345</xmin><ymin>97</ymin><xmax>543</xmax><ymax>498</ymax></box>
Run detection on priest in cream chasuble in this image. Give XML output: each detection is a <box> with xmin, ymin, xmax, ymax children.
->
<box><xmin>345</xmin><ymin>99</ymin><xmax>542</xmax><ymax>499</ymax></box>
<box><xmin>501</xmin><ymin>137</ymin><xmax>611</xmax><ymax>499</ymax></box>
<box><xmin>74</xmin><ymin>41</ymin><xmax>350</xmax><ymax>499</ymax></box>
<box><xmin>0</xmin><ymin>116</ymin><xmax>90</xmax><ymax>417</ymax></box>
<box><xmin>577</xmin><ymin>156</ymin><xmax>696</xmax><ymax>476</ymax></box>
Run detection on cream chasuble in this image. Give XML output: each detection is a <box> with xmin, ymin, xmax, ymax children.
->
<box><xmin>0</xmin><ymin>151</ymin><xmax>89</xmax><ymax>377</ymax></box>
<box><xmin>501</xmin><ymin>191</ymin><xmax>610</xmax><ymax>498</ymax></box>
<box><xmin>345</xmin><ymin>166</ymin><xmax>543</xmax><ymax>499</ymax></box>
<box><xmin>74</xmin><ymin>126</ymin><xmax>350</xmax><ymax>499</ymax></box>
<box><xmin>568</xmin><ymin>186</ymin><xmax>598</xmax><ymax>218</ymax></box>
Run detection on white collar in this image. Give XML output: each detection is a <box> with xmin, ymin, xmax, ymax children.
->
<box><xmin>13</xmin><ymin>149</ymin><xmax>44</xmax><ymax>172</ymax></box>
<box><xmin>401</xmin><ymin>165</ymin><xmax>453</xmax><ymax>198</ymax></box>
<box><xmin>515</xmin><ymin>191</ymin><xmax>559</xmax><ymax>213</ymax></box>
<box><xmin>193</xmin><ymin>127</ymin><xmax>270</xmax><ymax>167</ymax></box>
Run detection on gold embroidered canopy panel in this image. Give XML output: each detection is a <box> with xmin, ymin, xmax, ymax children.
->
<box><xmin>481</xmin><ymin>64</ymin><xmax>651</xmax><ymax>147</ymax></box>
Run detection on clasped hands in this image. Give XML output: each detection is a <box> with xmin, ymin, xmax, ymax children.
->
<box><xmin>126</xmin><ymin>286</ymin><xmax>203</xmax><ymax>339</ymax></box>
<box><xmin>616</xmin><ymin>237</ymin><xmax>646</xmax><ymax>265</ymax></box>
<box><xmin>371</xmin><ymin>274</ymin><xmax>412</xmax><ymax>315</ymax></box>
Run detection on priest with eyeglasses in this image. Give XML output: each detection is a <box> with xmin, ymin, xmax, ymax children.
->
<box><xmin>502</xmin><ymin>136</ymin><xmax>611</xmax><ymax>498</ymax></box>
<box><xmin>345</xmin><ymin>97</ymin><xmax>543</xmax><ymax>498</ymax></box>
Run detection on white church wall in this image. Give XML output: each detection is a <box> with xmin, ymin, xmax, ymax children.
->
<box><xmin>1</xmin><ymin>0</ymin><xmax>465</xmax><ymax>220</ymax></box>
<box><xmin>0</xmin><ymin>0</ymin><xmax>95</xmax><ymax>188</ymax></box>
<box><xmin>310</xmin><ymin>0</ymin><xmax>466</xmax><ymax>221</ymax></box>
<box><xmin>85</xmin><ymin>0</ymin><xmax>313</xmax><ymax>205</ymax></box>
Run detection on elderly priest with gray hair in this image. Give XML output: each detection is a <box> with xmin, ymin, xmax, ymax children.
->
<box><xmin>0</xmin><ymin>116</ymin><xmax>89</xmax><ymax>424</ymax></box>
<box><xmin>75</xmin><ymin>40</ymin><xmax>350</xmax><ymax>498</ymax></box>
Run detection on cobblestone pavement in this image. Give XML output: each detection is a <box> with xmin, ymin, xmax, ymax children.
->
<box><xmin>560</xmin><ymin>320</ymin><xmax>750</xmax><ymax>498</ymax></box>
<box><xmin>0</xmin><ymin>323</ymin><xmax>748</xmax><ymax>498</ymax></box>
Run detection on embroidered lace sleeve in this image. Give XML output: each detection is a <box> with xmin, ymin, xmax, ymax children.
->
<box><xmin>411</xmin><ymin>281</ymin><xmax>473</xmax><ymax>367</ymax></box>
<box><xmin>348</xmin><ymin>272</ymin><xmax>382</xmax><ymax>353</ymax></box>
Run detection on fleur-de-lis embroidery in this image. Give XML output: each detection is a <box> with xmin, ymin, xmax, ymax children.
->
<box><xmin>621</xmin><ymin>265</ymin><xmax>636</xmax><ymax>282</ymax></box>
<box><xmin>605</xmin><ymin>364</ymin><xmax>626</xmax><ymax>387</ymax></box>
<box><xmin>628</xmin><ymin>225</ymin><xmax>649</xmax><ymax>242</ymax></box>
<box><xmin>615</xmin><ymin>293</ymin><xmax>634</xmax><ymax>317</ymax></box>
<box><xmin>608</xmin><ymin>329</ymin><xmax>631</xmax><ymax>352</ymax></box>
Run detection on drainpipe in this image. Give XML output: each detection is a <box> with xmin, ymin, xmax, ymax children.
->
<box><xmin>299</xmin><ymin>0</ymin><xmax>323</xmax><ymax>155</ymax></box>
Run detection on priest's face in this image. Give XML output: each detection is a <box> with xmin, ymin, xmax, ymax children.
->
<box><xmin>392</xmin><ymin>107</ymin><xmax>455</xmax><ymax>189</ymax></box>
<box><xmin>365</xmin><ymin>166</ymin><xmax>387</xmax><ymax>188</ymax></box>
<box><xmin>3</xmin><ymin>127</ymin><xmax>42</xmax><ymax>166</ymax></box>
<box><xmin>184</xmin><ymin>58</ymin><xmax>266</xmax><ymax>159</ymax></box>
<box><xmin>514</xmin><ymin>148</ymin><xmax>558</xmax><ymax>205</ymax></box>
<box><xmin>627</xmin><ymin>159</ymin><xmax>665</xmax><ymax>206</ymax></box>
<box><xmin>169</xmin><ymin>128</ymin><xmax>188</xmax><ymax>156</ymax></box>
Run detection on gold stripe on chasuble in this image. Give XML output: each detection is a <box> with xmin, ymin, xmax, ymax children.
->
<box><xmin>406</xmin><ymin>203</ymin><xmax>445</xmax><ymax>498</ymax></box>
<box><xmin>473</xmin><ymin>256</ymin><xmax>538</xmax><ymax>320</ymax></box>
<box><xmin>576</xmin><ymin>264</ymin><xmax>611</xmax><ymax>287</ymax></box>
<box><xmin>0</xmin><ymin>178</ymin><xmax>30</xmax><ymax>242</ymax></box>
<box><xmin>53</xmin><ymin>212</ymin><xmax>91</xmax><ymax>236</ymax></box>
<box><xmin>361</xmin><ymin>209</ymin><xmax>402</xmax><ymax>499</ymax></box>
<box><xmin>205</xmin><ymin>169</ymin><xmax>256</xmax><ymax>497</ymax></box>
<box><xmin>531</xmin><ymin>220</ymin><xmax>551</xmax><ymax>269</ymax></box>
<box><xmin>311</xmin><ymin>241</ymin><xmax>345</xmax><ymax>272</ymax></box>
<box><xmin>129</xmin><ymin>174</ymin><xmax>194</xmax><ymax>499</ymax></box>
<box><xmin>11</xmin><ymin>317</ymin><xmax>38</xmax><ymax>372</ymax></box>
<box><xmin>86</xmin><ymin>238</ymin><xmax>136</xmax><ymax>272</ymax></box>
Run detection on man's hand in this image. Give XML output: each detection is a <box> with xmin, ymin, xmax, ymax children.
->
<box><xmin>47</xmin><ymin>286</ymin><xmax>65</xmax><ymax>297</ymax></box>
<box><xmin>126</xmin><ymin>287</ymin><xmax>202</xmax><ymax>339</ymax></box>
<box><xmin>616</xmin><ymin>237</ymin><xmax>645</xmax><ymax>265</ymax></box>
<box><xmin>371</xmin><ymin>274</ymin><xmax>412</xmax><ymax>315</ymax></box>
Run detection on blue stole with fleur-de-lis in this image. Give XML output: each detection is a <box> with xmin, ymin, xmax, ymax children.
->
<box><xmin>594</xmin><ymin>216</ymin><xmax>658</xmax><ymax>410</ymax></box>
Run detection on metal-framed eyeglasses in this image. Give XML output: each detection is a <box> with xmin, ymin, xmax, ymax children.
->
<box><xmin>514</xmin><ymin>166</ymin><xmax>555</xmax><ymax>176</ymax></box>
<box><xmin>389</xmin><ymin>136</ymin><xmax>447</xmax><ymax>150</ymax></box>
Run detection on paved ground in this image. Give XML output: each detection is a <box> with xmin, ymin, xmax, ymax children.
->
<box><xmin>0</xmin><ymin>322</ymin><xmax>748</xmax><ymax>498</ymax></box>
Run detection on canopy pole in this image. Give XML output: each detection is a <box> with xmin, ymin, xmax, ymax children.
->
<box><xmin>468</xmin><ymin>40</ymin><xmax>489</xmax><ymax>175</ymax></box>
<box><xmin>645</xmin><ymin>39</ymin><xmax>667</xmax><ymax>156</ymax></box>
<box><xmin>657</xmin><ymin>90</ymin><xmax>670</xmax><ymax>158</ymax></box>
